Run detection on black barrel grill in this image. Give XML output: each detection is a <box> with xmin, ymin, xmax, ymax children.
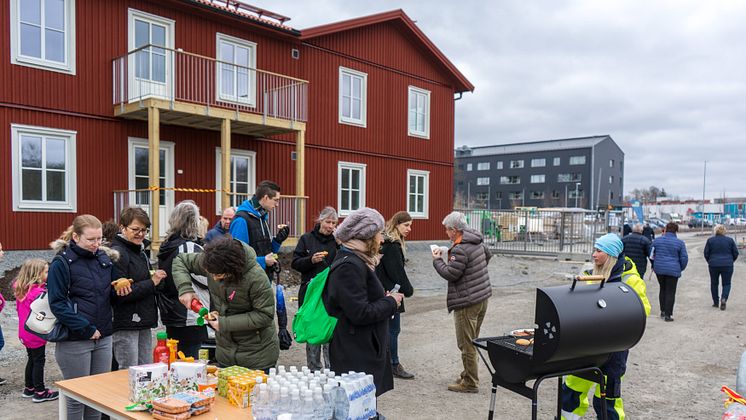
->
<box><xmin>474</xmin><ymin>276</ymin><xmax>647</xmax><ymax>420</ymax></box>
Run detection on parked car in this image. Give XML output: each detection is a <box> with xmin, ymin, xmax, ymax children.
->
<box><xmin>688</xmin><ymin>218</ymin><xmax>713</xmax><ymax>228</ymax></box>
<box><xmin>647</xmin><ymin>218</ymin><xmax>668</xmax><ymax>229</ymax></box>
<box><xmin>726</xmin><ymin>217</ymin><xmax>746</xmax><ymax>226</ymax></box>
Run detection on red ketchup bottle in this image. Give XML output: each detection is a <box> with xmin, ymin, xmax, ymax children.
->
<box><xmin>190</xmin><ymin>298</ymin><xmax>209</xmax><ymax>326</ymax></box>
<box><xmin>153</xmin><ymin>331</ymin><xmax>169</xmax><ymax>365</ymax></box>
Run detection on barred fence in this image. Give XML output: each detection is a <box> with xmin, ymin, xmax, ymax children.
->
<box><xmin>457</xmin><ymin>208</ymin><xmax>624</xmax><ymax>257</ymax></box>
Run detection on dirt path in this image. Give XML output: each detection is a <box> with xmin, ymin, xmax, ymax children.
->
<box><xmin>0</xmin><ymin>233</ymin><xmax>743</xmax><ymax>419</ymax></box>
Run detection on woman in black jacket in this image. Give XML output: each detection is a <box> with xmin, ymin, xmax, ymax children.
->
<box><xmin>110</xmin><ymin>207</ymin><xmax>166</xmax><ymax>368</ymax></box>
<box><xmin>704</xmin><ymin>224</ymin><xmax>739</xmax><ymax>310</ymax></box>
<box><xmin>376</xmin><ymin>211</ymin><xmax>415</xmax><ymax>379</ymax></box>
<box><xmin>291</xmin><ymin>206</ymin><xmax>339</xmax><ymax>371</ymax></box>
<box><xmin>323</xmin><ymin>207</ymin><xmax>404</xmax><ymax>402</ymax></box>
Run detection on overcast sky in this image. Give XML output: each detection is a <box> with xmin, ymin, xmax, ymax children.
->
<box><xmin>251</xmin><ymin>0</ymin><xmax>746</xmax><ymax>200</ymax></box>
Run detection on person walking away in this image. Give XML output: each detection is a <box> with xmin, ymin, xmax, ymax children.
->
<box><xmin>622</xmin><ymin>223</ymin><xmax>652</xmax><ymax>278</ymax></box>
<box><xmin>431</xmin><ymin>211</ymin><xmax>492</xmax><ymax>393</ymax></box>
<box><xmin>205</xmin><ymin>207</ymin><xmax>235</xmax><ymax>243</ymax></box>
<box><xmin>229</xmin><ymin>180</ymin><xmax>290</xmax><ymax>280</ymax></box>
<box><xmin>322</xmin><ymin>207</ymin><xmax>404</xmax><ymax>405</ymax></box>
<box><xmin>14</xmin><ymin>259</ymin><xmax>59</xmax><ymax>402</ymax></box>
<box><xmin>157</xmin><ymin>201</ymin><xmax>209</xmax><ymax>358</ymax></box>
<box><xmin>651</xmin><ymin>222</ymin><xmax>688</xmax><ymax>322</ymax></box>
<box><xmin>376</xmin><ymin>211</ymin><xmax>415</xmax><ymax>379</ymax></box>
<box><xmin>642</xmin><ymin>223</ymin><xmax>655</xmax><ymax>242</ymax></box>
<box><xmin>172</xmin><ymin>237</ymin><xmax>279</xmax><ymax>371</ymax></box>
<box><xmin>48</xmin><ymin>215</ymin><xmax>131</xmax><ymax>419</ymax></box>
<box><xmin>291</xmin><ymin>206</ymin><xmax>339</xmax><ymax>371</ymax></box>
<box><xmin>110</xmin><ymin>207</ymin><xmax>166</xmax><ymax>368</ymax></box>
<box><xmin>560</xmin><ymin>233</ymin><xmax>651</xmax><ymax>420</ymax></box>
<box><xmin>704</xmin><ymin>224</ymin><xmax>738</xmax><ymax>310</ymax></box>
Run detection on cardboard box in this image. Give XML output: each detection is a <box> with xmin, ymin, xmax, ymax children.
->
<box><xmin>128</xmin><ymin>363</ymin><xmax>168</xmax><ymax>403</ymax></box>
<box><xmin>169</xmin><ymin>362</ymin><xmax>207</xmax><ymax>394</ymax></box>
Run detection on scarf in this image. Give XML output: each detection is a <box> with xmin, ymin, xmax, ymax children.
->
<box><xmin>342</xmin><ymin>239</ymin><xmax>381</xmax><ymax>271</ymax></box>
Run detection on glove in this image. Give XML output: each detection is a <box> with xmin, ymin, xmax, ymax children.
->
<box><xmin>275</xmin><ymin>225</ymin><xmax>290</xmax><ymax>243</ymax></box>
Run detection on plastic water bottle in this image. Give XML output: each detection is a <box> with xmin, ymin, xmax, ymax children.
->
<box><xmin>323</xmin><ymin>382</ymin><xmax>336</xmax><ymax>419</ymax></box>
<box><xmin>251</xmin><ymin>383</ymin><xmax>268</xmax><ymax>420</ymax></box>
<box><xmin>290</xmin><ymin>388</ymin><xmax>302</xmax><ymax>417</ymax></box>
<box><xmin>365</xmin><ymin>374</ymin><xmax>376</xmax><ymax>418</ymax></box>
<box><xmin>313</xmin><ymin>387</ymin><xmax>326</xmax><ymax>419</ymax></box>
<box><xmin>300</xmin><ymin>392</ymin><xmax>315</xmax><ymax>419</ymax></box>
<box><xmin>333</xmin><ymin>380</ymin><xmax>349</xmax><ymax>420</ymax></box>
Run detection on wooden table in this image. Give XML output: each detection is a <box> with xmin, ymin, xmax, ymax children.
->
<box><xmin>56</xmin><ymin>370</ymin><xmax>251</xmax><ymax>420</ymax></box>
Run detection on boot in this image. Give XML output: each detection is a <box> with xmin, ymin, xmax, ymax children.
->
<box><xmin>447</xmin><ymin>382</ymin><xmax>478</xmax><ymax>393</ymax></box>
<box><xmin>392</xmin><ymin>363</ymin><xmax>415</xmax><ymax>379</ymax></box>
<box><xmin>721</xmin><ymin>299</ymin><xmax>727</xmax><ymax>311</ymax></box>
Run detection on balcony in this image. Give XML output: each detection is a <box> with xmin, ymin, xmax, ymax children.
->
<box><xmin>112</xmin><ymin>45</ymin><xmax>308</xmax><ymax>136</ymax></box>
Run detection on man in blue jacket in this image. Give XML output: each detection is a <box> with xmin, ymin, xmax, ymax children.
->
<box><xmin>205</xmin><ymin>207</ymin><xmax>235</xmax><ymax>243</ymax></box>
<box><xmin>651</xmin><ymin>222</ymin><xmax>688</xmax><ymax>322</ymax></box>
<box><xmin>229</xmin><ymin>180</ymin><xmax>290</xmax><ymax>279</ymax></box>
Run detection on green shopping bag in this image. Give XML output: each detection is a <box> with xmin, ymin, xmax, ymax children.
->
<box><xmin>292</xmin><ymin>267</ymin><xmax>337</xmax><ymax>345</ymax></box>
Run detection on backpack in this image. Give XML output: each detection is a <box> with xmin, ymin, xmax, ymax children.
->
<box><xmin>292</xmin><ymin>267</ymin><xmax>337</xmax><ymax>345</ymax></box>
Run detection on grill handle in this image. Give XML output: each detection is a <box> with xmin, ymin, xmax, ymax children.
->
<box><xmin>570</xmin><ymin>275</ymin><xmax>607</xmax><ymax>291</ymax></box>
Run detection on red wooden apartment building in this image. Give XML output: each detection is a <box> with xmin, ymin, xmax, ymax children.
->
<box><xmin>1</xmin><ymin>0</ymin><xmax>473</xmax><ymax>250</ymax></box>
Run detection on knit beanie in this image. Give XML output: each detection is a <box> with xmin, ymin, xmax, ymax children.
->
<box><xmin>594</xmin><ymin>233</ymin><xmax>623</xmax><ymax>257</ymax></box>
<box><xmin>334</xmin><ymin>207</ymin><xmax>385</xmax><ymax>242</ymax></box>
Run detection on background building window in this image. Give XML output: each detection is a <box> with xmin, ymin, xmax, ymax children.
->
<box><xmin>510</xmin><ymin>160</ymin><xmax>524</xmax><ymax>168</ymax></box>
<box><xmin>477</xmin><ymin>162</ymin><xmax>490</xmax><ymax>170</ymax></box>
<box><xmin>610</xmin><ymin>159</ymin><xmax>614</xmax><ymax>167</ymax></box>
<box><xmin>338</xmin><ymin>161</ymin><xmax>366</xmax><ymax>215</ymax></box>
<box><xmin>466</xmin><ymin>163</ymin><xmax>473</xmax><ymax>171</ymax></box>
<box><xmin>531</xmin><ymin>191</ymin><xmax>544</xmax><ymax>199</ymax></box>
<box><xmin>557</xmin><ymin>173</ymin><xmax>582</xmax><ymax>182</ymax></box>
<box><xmin>569</xmin><ymin>155</ymin><xmax>586</xmax><ymax>165</ymax></box>
<box><xmin>500</xmin><ymin>176</ymin><xmax>520</xmax><ymax>184</ymax></box>
<box><xmin>531</xmin><ymin>158</ymin><xmax>546</xmax><ymax>167</ymax></box>
<box><xmin>339</xmin><ymin>67</ymin><xmax>367</xmax><ymax>126</ymax></box>
<box><xmin>552</xmin><ymin>190</ymin><xmax>560</xmax><ymax>199</ymax></box>
<box><xmin>408</xmin><ymin>86</ymin><xmax>430</xmax><ymax>138</ymax></box>
<box><xmin>476</xmin><ymin>177</ymin><xmax>490</xmax><ymax>186</ymax></box>
<box><xmin>407</xmin><ymin>169</ymin><xmax>429</xmax><ymax>217</ymax></box>
<box><xmin>609</xmin><ymin>175</ymin><xmax>614</xmax><ymax>184</ymax></box>
<box><xmin>496</xmin><ymin>161</ymin><xmax>503</xmax><ymax>169</ymax></box>
<box><xmin>530</xmin><ymin>174</ymin><xmax>545</xmax><ymax>183</ymax></box>
<box><xmin>509</xmin><ymin>191</ymin><xmax>523</xmax><ymax>200</ymax></box>
<box><xmin>569</xmin><ymin>190</ymin><xmax>584</xmax><ymax>198</ymax></box>
<box><xmin>553</xmin><ymin>157</ymin><xmax>560</xmax><ymax>166</ymax></box>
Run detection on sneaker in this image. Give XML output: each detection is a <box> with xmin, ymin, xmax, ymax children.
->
<box><xmin>32</xmin><ymin>389</ymin><xmax>59</xmax><ymax>403</ymax></box>
<box><xmin>392</xmin><ymin>363</ymin><xmax>415</xmax><ymax>379</ymax></box>
<box><xmin>660</xmin><ymin>311</ymin><xmax>665</xmax><ymax>318</ymax></box>
<box><xmin>665</xmin><ymin>316</ymin><xmax>674</xmax><ymax>322</ymax></box>
<box><xmin>22</xmin><ymin>387</ymin><xmax>35</xmax><ymax>398</ymax></box>
<box><xmin>447</xmin><ymin>382</ymin><xmax>478</xmax><ymax>393</ymax></box>
<box><xmin>712</xmin><ymin>303</ymin><xmax>719</xmax><ymax>308</ymax></box>
<box><xmin>721</xmin><ymin>300</ymin><xmax>727</xmax><ymax>311</ymax></box>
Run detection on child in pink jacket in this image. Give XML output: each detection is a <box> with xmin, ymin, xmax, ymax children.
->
<box><xmin>14</xmin><ymin>258</ymin><xmax>59</xmax><ymax>403</ymax></box>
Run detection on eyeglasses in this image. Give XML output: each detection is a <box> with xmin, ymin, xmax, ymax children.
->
<box><xmin>126</xmin><ymin>226</ymin><xmax>150</xmax><ymax>235</ymax></box>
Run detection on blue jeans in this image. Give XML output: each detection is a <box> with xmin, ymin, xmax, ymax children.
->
<box><xmin>389</xmin><ymin>312</ymin><xmax>401</xmax><ymax>365</ymax></box>
<box><xmin>709</xmin><ymin>266</ymin><xmax>733</xmax><ymax>303</ymax></box>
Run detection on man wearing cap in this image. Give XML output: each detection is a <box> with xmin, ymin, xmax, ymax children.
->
<box><xmin>560</xmin><ymin>233</ymin><xmax>651</xmax><ymax>420</ymax></box>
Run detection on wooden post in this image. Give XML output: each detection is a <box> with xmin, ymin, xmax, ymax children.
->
<box><xmin>148</xmin><ymin>106</ymin><xmax>161</xmax><ymax>252</ymax></box>
<box><xmin>295</xmin><ymin>129</ymin><xmax>306</xmax><ymax>234</ymax></box>
<box><xmin>221</xmin><ymin>118</ymin><xmax>231</xmax><ymax>211</ymax></box>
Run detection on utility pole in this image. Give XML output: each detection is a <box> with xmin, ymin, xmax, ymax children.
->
<box><xmin>575</xmin><ymin>182</ymin><xmax>581</xmax><ymax>208</ymax></box>
<box><xmin>701</xmin><ymin>161</ymin><xmax>707</xmax><ymax>233</ymax></box>
<box><xmin>565</xmin><ymin>184</ymin><xmax>568</xmax><ymax>207</ymax></box>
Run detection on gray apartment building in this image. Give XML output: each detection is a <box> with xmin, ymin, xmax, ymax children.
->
<box><xmin>454</xmin><ymin>135</ymin><xmax>624</xmax><ymax>210</ymax></box>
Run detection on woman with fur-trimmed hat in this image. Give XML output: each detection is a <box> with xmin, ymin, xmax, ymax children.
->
<box><xmin>322</xmin><ymin>207</ymin><xmax>405</xmax><ymax>402</ymax></box>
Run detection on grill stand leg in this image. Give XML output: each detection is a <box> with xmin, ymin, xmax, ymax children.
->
<box><xmin>488</xmin><ymin>383</ymin><xmax>497</xmax><ymax>420</ymax></box>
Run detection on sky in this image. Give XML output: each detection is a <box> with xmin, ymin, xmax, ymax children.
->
<box><xmin>249</xmin><ymin>0</ymin><xmax>746</xmax><ymax>200</ymax></box>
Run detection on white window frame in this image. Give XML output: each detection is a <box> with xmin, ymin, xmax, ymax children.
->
<box><xmin>531</xmin><ymin>158</ymin><xmax>546</xmax><ymax>167</ymax></box>
<box><xmin>11</xmin><ymin>124</ymin><xmax>77</xmax><ymax>212</ymax></box>
<box><xmin>609</xmin><ymin>176</ymin><xmax>614</xmax><ymax>184</ymax></box>
<box><xmin>530</xmin><ymin>174</ymin><xmax>545</xmax><ymax>184</ymax></box>
<box><xmin>509</xmin><ymin>191</ymin><xmax>523</xmax><ymax>200</ymax></box>
<box><xmin>496</xmin><ymin>161</ymin><xmax>503</xmax><ymax>170</ymax></box>
<box><xmin>127</xmin><ymin>8</ymin><xmax>175</xmax><ymax>102</ymax></box>
<box><xmin>477</xmin><ymin>162</ymin><xmax>490</xmax><ymax>171</ymax></box>
<box><xmin>10</xmin><ymin>0</ymin><xmax>76</xmax><ymax>74</ymax></box>
<box><xmin>510</xmin><ymin>160</ymin><xmax>524</xmax><ymax>168</ymax></box>
<box><xmin>407</xmin><ymin>86</ymin><xmax>430</xmax><ymax>138</ymax></box>
<box><xmin>466</xmin><ymin>163</ymin><xmax>473</xmax><ymax>171</ymax></box>
<box><xmin>569</xmin><ymin>155</ymin><xmax>586</xmax><ymax>165</ymax></box>
<box><xmin>500</xmin><ymin>176</ymin><xmax>520</xmax><ymax>185</ymax></box>
<box><xmin>406</xmin><ymin>169</ymin><xmax>429</xmax><ymax>218</ymax></box>
<box><xmin>215</xmin><ymin>148</ymin><xmax>256</xmax><ymax>213</ymax></box>
<box><xmin>338</xmin><ymin>161</ymin><xmax>366</xmax><ymax>216</ymax></box>
<box><xmin>215</xmin><ymin>33</ymin><xmax>257</xmax><ymax>107</ymax></box>
<box><xmin>338</xmin><ymin>67</ymin><xmax>367</xmax><ymax>127</ymax></box>
<box><xmin>476</xmin><ymin>177</ymin><xmax>490</xmax><ymax>186</ymax></box>
<box><xmin>553</xmin><ymin>157</ymin><xmax>560</xmax><ymax>166</ymax></box>
<box><xmin>609</xmin><ymin>159</ymin><xmax>614</xmax><ymax>168</ymax></box>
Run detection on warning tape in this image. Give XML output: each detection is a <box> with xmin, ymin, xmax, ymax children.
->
<box><xmin>148</xmin><ymin>186</ymin><xmax>239</xmax><ymax>193</ymax></box>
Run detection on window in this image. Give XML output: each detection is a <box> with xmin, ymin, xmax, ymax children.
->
<box><xmin>338</xmin><ymin>162</ymin><xmax>366</xmax><ymax>215</ymax></box>
<box><xmin>339</xmin><ymin>67</ymin><xmax>367</xmax><ymax>127</ymax></box>
<box><xmin>531</xmin><ymin>191</ymin><xmax>544</xmax><ymax>199</ymax></box>
<box><xmin>215</xmin><ymin>148</ymin><xmax>256</xmax><ymax>211</ymax></box>
<box><xmin>609</xmin><ymin>159</ymin><xmax>614</xmax><ymax>168</ymax></box>
<box><xmin>609</xmin><ymin>176</ymin><xmax>614</xmax><ymax>184</ymax></box>
<box><xmin>509</xmin><ymin>191</ymin><xmax>523</xmax><ymax>200</ymax></box>
<box><xmin>553</xmin><ymin>157</ymin><xmax>560</xmax><ymax>166</ymax></box>
<box><xmin>495</xmin><ymin>192</ymin><xmax>502</xmax><ymax>199</ymax></box>
<box><xmin>10</xmin><ymin>0</ymin><xmax>76</xmax><ymax>74</ymax></box>
<box><xmin>610</xmin><ymin>191</ymin><xmax>614</xmax><ymax>200</ymax></box>
<box><xmin>216</xmin><ymin>33</ymin><xmax>256</xmax><ymax>106</ymax></box>
<box><xmin>530</xmin><ymin>174</ymin><xmax>545</xmax><ymax>184</ymax></box>
<box><xmin>477</xmin><ymin>162</ymin><xmax>490</xmax><ymax>170</ymax></box>
<box><xmin>569</xmin><ymin>190</ymin><xmax>584</xmax><ymax>198</ymax></box>
<box><xmin>510</xmin><ymin>160</ymin><xmax>524</xmax><ymax>168</ymax></box>
<box><xmin>476</xmin><ymin>177</ymin><xmax>490</xmax><ymax>186</ymax></box>
<box><xmin>408</xmin><ymin>86</ymin><xmax>430</xmax><ymax>138</ymax></box>
<box><xmin>531</xmin><ymin>158</ymin><xmax>546</xmax><ymax>167</ymax></box>
<box><xmin>569</xmin><ymin>155</ymin><xmax>586</xmax><ymax>165</ymax></box>
<box><xmin>476</xmin><ymin>192</ymin><xmax>489</xmax><ymax>201</ymax></box>
<box><xmin>496</xmin><ymin>161</ymin><xmax>503</xmax><ymax>170</ymax></box>
<box><xmin>466</xmin><ymin>163</ymin><xmax>473</xmax><ymax>171</ymax></box>
<box><xmin>11</xmin><ymin>124</ymin><xmax>77</xmax><ymax>211</ymax></box>
<box><xmin>500</xmin><ymin>176</ymin><xmax>520</xmax><ymax>185</ymax></box>
<box><xmin>128</xmin><ymin>9</ymin><xmax>175</xmax><ymax>101</ymax></box>
<box><xmin>557</xmin><ymin>173</ymin><xmax>582</xmax><ymax>182</ymax></box>
<box><xmin>407</xmin><ymin>170</ymin><xmax>429</xmax><ymax>217</ymax></box>
<box><xmin>552</xmin><ymin>190</ymin><xmax>560</xmax><ymax>199</ymax></box>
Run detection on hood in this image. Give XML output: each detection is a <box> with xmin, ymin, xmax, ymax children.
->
<box><xmin>607</xmin><ymin>253</ymin><xmax>627</xmax><ymax>282</ymax></box>
<box><xmin>237</xmin><ymin>197</ymin><xmax>265</xmax><ymax>220</ymax></box>
<box><xmin>157</xmin><ymin>233</ymin><xmax>201</xmax><ymax>257</ymax></box>
<box><xmin>460</xmin><ymin>228</ymin><xmax>484</xmax><ymax>245</ymax></box>
<box><xmin>50</xmin><ymin>238</ymin><xmax>120</xmax><ymax>261</ymax></box>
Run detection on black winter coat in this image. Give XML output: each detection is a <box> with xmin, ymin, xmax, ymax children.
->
<box><xmin>156</xmin><ymin>234</ymin><xmax>206</xmax><ymax>327</ymax></box>
<box><xmin>621</xmin><ymin>232</ymin><xmax>651</xmax><ymax>276</ymax></box>
<box><xmin>111</xmin><ymin>235</ymin><xmax>158</xmax><ymax>330</ymax></box>
<box><xmin>375</xmin><ymin>238</ymin><xmax>414</xmax><ymax>312</ymax></box>
<box><xmin>323</xmin><ymin>249</ymin><xmax>398</xmax><ymax>396</ymax></box>
<box><xmin>642</xmin><ymin>225</ymin><xmax>655</xmax><ymax>241</ymax></box>
<box><xmin>291</xmin><ymin>224</ymin><xmax>338</xmax><ymax>306</ymax></box>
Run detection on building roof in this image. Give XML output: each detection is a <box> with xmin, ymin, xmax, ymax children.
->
<box><xmin>300</xmin><ymin>9</ymin><xmax>474</xmax><ymax>93</ymax></box>
<box><xmin>184</xmin><ymin>0</ymin><xmax>300</xmax><ymax>35</ymax></box>
<box><xmin>455</xmin><ymin>135</ymin><xmax>613</xmax><ymax>157</ymax></box>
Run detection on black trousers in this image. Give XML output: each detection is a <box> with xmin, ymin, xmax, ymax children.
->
<box><xmin>657</xmin><ymin>274</ymin><xmax>679</xmax><ymax>317</ymax></box>
<box><xmin>25</xmin><ymin>345</ymin><xmax>46</xmax><ymax>391</ymax></box>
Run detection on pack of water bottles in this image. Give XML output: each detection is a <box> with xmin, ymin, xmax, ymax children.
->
<box><xmin>250</xmin><ymin>365</ymin><xmax>377</xmax><ymax>420</ymax></box>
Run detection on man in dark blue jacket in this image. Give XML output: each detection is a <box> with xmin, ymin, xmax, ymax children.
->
<box><xmin>704</xmin><ymin>224</ymin><xmax>739</xmax><ymax>310</ymax></box>
<box><xmin>204</xmin><ymin>207</ymin><xmax>235</xmax><ymax>243</ymax></box>
<box><xmin>651</xmin><ymin>222</ymin><xmax>688</xmax><ymax>321</ymax></box>
<box><xmin>622</xmin><ymin>223</ymin><xmax>652</xmax><ymax>278</ymax></box>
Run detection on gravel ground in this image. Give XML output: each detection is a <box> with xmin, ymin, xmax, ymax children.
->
<box><xmin>0</xmin><ymin>233</ymin><xmax>744</xmax><ymax>419</ymax></box>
